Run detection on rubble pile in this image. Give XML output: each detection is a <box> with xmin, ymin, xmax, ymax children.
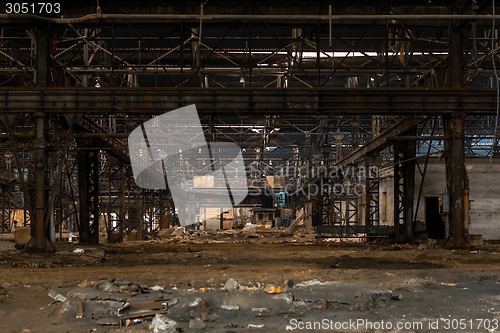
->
<box><xmin>154</xmin><ymin>224</ymin><xmax>318</xmax><ymax>244</ymax></box>
<box><xmin>156</xmin><ymin>226</ymin><xmax>259</xmax><ymax>244</ymax></box>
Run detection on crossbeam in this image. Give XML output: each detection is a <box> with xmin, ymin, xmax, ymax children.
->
<box><xmin>335</xmin><ymin>116</ymin><xmax>429</xmax><ymax>168</ymax></box>
<box><xmin>0</xmin><ymin>88</ymin><xmax>498</xmax><ymax>115</ymax></box>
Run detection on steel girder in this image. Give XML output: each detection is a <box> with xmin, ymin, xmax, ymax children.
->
<box><xmin>0</xmin><ymin>88</ymin><xmax>499</xmax><ymax>115</ymax></box>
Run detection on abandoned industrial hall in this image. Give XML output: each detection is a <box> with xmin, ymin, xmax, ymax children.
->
<box><xmin>1</xmin><ymin>1</ymin><xmax>500</xmax><ymax>332</ymax></box>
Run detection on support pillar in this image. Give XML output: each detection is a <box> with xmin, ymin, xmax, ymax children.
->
<box><xmin>363</xmin><ymin>155</ymin><xmax>382</xmax><ymax>227</ymax></box>
<box><xmin>443</xmin><ymin>25</ymin><xmax>466</xmax><ymax>248</ymax></box>
<box><xmin>393</xmin><ymin>133</ymin><xmax>416</xmax><ymax>243</ymax></box>
<box><xmin>119</xmin><ymin>165</ymin><xmax>125</xmax><ymax>242</ymax></box>
<box><xmin>26</xmin><ymin>113</ymin><xmax>53</xmax><ymax>251</ymax></box>
<box><xmin>310</xmin><ymin>153</ymin><xmax>323</xmax><ymax>226</ymax></box>
<box><xmin>77</xmin><ymin>140</ymin><xmax>99</xmax><ymax>244</ymax></box>
<box><xmin>159</xmin><ymin>191</ymin><xmax>166</xmax><ymax>229</ymax></box>
<box><xmin>332</xmin><ymin>131</ymin><xmax>344</xmax><ymax>163</ymax></box>
<box><xmin>348</xmin><ymin>119</ymin><xmax>361</xmax><ymax>151</ymax></box>
<box><xmin>33</xmin><ymin>120</ymin><xmax>47</xmax><ymax>249</ymax></box>
<box><xmin>1</xmin><ymin>191</ymin><xmax>5</xmax><ymax>233</ymax></box>
<box><xmin>25</xmin><ymin>25</ymin><xmax>53</xmax><ymax>250</ymax></box>
<box><xmin>444</xmin><ymin>113</ymin><xmax>466</xmax><ymax>248</ymax></box>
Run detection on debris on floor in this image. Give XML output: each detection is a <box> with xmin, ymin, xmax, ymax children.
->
<box><xmin>55</xmin><ymin>277</ymin><xmax>173</xmax><ymax>328</ymax></box>
<box><xmin>220</xmin><ymin>304</ymin><xmax>240</xmax><ymax>311</ymax></box>
<box><xmin>38</xmin><ymin>274</ymin><xmax>401</xmax><ymax>331</ymax></box>
<box><xmin>153</xmin><ymin>223</ymin><xmax>319</xmax><ymax>245</ymax></box>
<box><xmin>3</xmin><ymin>240</ymin><xmax>499</xmax><ymax>332</ymax></box>
<box><xmin>149</xmin><ymin>314</ymin><xmax>177</xmax><ymax>333</ymax></box>
<box><xmin>223</xmin><ymin>277</ymin><xmax>239</xmax><ymax>291</ymax></box>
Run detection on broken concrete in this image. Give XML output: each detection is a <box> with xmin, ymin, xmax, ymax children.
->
<box><xmin>223</xmin><ymin>278</ymin><xmax>239</xmax><ymax>291</ymax></box>
<box><xmin>291</xmin><ymin>280</ymin><xmax>393</xmax><ymax>306</ymax></box>
<box><xmin>150</xmin><ymin>314</ymin><xmax>177</xmax><ymax>333</ymax></box>
<box><xmin>67</xmin><ymin>287</ymin><xmax>130</xmax><ymax>302</ymax></box>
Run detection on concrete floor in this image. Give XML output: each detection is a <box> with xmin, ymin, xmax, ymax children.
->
<box><xmin>1</xmin><ymin>234</ymin><xmax>500</xmax><ymax>332</ymax></box>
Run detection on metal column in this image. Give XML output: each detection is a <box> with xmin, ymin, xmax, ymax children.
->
<box><xmin>393</xmin><ymin>135</ymin><xmax>416</xmax><ymax>243</ymax></box>
<box><xmin>444</xmin><ymin>113</ymin><xmax>465</xmax><ymax>248</ymax></box>
<box><xmin>310</xmin><ymin>153</ymin><xmax>323</xmax><ymax>226</ymax></box>
<box><xmin>26</xmin><ymin>26</ymin><xmax>53</xmax><ymax>250</ymax></box>
<box><xmin>363</xmin><ymin>155</ymin><xmax>382</xmax><ymax>227</ymax></box>
<box><xmin>444</xmin><ymin>26</ymin><xmax>466</xmax><ymax>248</ymax></box>
<box><xmin>27</xmin><ymin>113</ymin><xmax>54</xmax><ymax>250</ymax></box>
<box><xmin>77</xmin><ymin>140</ymin><xmax>100</xmax><ymax>244</ymax></box>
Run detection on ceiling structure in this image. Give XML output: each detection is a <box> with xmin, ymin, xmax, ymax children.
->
<box><xmin>0</xmin><ymin>0</ymin><xmax>498</xmax><ymax>250</ymax></box>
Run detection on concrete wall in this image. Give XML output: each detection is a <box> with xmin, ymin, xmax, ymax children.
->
<box><xmin>379</xmin><ymin>158</ymin><xmax>500</xmax><ymax>239</ymax></box>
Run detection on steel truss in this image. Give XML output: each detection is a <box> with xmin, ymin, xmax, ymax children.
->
<box><xmin>0</xmin><ymin>1</ymin><xmax>498</xmax><ymax>248</ymax></box>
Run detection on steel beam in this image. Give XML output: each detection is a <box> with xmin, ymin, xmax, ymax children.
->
<box><xmin>334</xmin><ymin>116</ymin><xmax>429</xmax><ymax>168</ymax></box>
<box><xmin>1</xmin><ymin>88</ymin><xmax>500</xmax><ymax>115</ymax></box>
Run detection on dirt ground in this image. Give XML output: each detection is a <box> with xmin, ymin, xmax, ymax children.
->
<box><xmin>1</xmin><ymin>232</ymin><xmax>500</xmax><ymax>333</ymax></box>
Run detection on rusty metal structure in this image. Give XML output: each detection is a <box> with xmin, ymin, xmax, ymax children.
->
<box><xmin>0</xmin><ymin>1</ymin><xmax>499</xmax><ymax>249</ymax></box>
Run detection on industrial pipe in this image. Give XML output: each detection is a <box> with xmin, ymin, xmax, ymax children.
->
<box><xmin>2</xmin><ymin>14</ymin><xmax>500</xmax><ymax>24</ymax></box>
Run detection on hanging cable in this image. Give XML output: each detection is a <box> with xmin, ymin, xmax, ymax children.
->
<box><xmin>490</xmin><ymin>0</ymin><xmax>500</xmax><ymax>165</ymax></box>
